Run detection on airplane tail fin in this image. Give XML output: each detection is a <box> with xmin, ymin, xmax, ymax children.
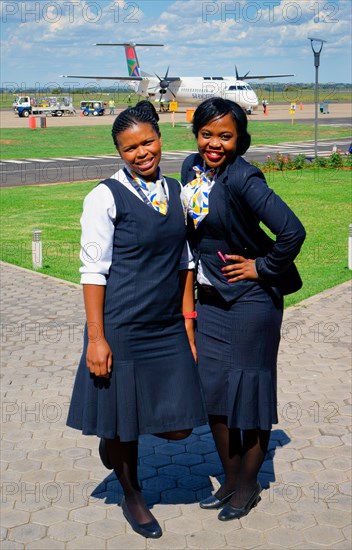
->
<box><xmin>94</xmin><ymin>42</ymin><xmax>163</xmax><ymax>78</ymax></box>
<box><xmin>125</xmin><ymin>45</ymin><xmax>141</xmax><ymax>77</ymax></box>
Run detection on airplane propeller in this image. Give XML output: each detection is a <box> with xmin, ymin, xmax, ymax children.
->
<box><xmin>235</xmin><ymin>65</ymin><xmax>250</xmax><ymax>80</ymax></box>
<box><xmin>153</xmin><ymin>67</ymin><xmax>177</xmax><ymax>101</ymax></box>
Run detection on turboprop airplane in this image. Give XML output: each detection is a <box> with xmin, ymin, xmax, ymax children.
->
<box><xmin>62</xmin><ymin>43</ymin><xmax>294</xmax><ymax>114</ymax></box>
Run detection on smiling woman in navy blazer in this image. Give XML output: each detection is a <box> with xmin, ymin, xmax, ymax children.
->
<box><xmin>181</xmin><ymin>97</ymin><xmax>306</xmax><ymax>521</ymax></box>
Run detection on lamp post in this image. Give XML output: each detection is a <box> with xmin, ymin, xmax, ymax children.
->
<box><xmin>308</xmin><ymin>37</ymin><xmax>327</xmax><ymax>158</ymax></box>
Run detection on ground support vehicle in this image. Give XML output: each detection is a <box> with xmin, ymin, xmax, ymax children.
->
<box><xmin>80</xmin><ymin>101</ymin><xmax>105</xmax><ymax>116</ymax></box>
<box><xmin>15</xmin><ymin>96</ymin><xmax>75</xmax><ymax>117</ymax></box>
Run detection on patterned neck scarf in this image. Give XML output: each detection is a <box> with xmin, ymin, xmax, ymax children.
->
<box><xmin>125</xmin><ymin>167</ymin><xmax>168</xmax><ymax>215</ymax></box>
<box><xmin>182</xmin><ymin>164</ymin><xmax>217</xmax><ymax>228</ymax></box>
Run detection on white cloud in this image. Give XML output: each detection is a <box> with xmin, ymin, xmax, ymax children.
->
<box><xmin>0</xmin><ymin>0</ymin><xmax>350</xmax><ymax>85</ymax></box>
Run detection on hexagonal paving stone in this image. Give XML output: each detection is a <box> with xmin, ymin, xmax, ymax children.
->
<box><xmin>323</xmin><ymin>456</ymin><xmax>351</xmax><ymax>471</ymax></box>
<box><xmin>292</xmin><ymin>458</ymin><xmax>324</xmax><ymax>473</ymax></box>
<box><xmin>151</xmin><ymin>504</ymin><xmax>182</xmax><ymax>521</ymax></box>
<box><xmin>190</xmin><ymin>462</ymin><xmax>224</xmax><ymax>477</ymax></box>
<box><xmin>178</xmin><ymin>475</ymin><xmax>209</xmax><ymax>491</ymax></box>
<box><xmin>203</xmin><ymin>452</ymin><xmax>222</xmax><ymax>465</ymax></box>
<box><xmin>87</xmin><ymin>518</ymin><xmax>125</xmax><ymax>539</ymax></box>
<box><xmin>225</xmin><ymin>527</ymin><xmax>265</xmax><ymax>548</ymax></box>
<box><xmin>8</xmin><ymin>523</ymin><xmax>46</xmax><ymax>544</ymax></box>
<box><xmin>300</xmin><ymin>446</ymin><xmax>334</xmax><ymax>460</ymax></box>
<box><xmin>240</xmin><ymin>510</ymin><xmax>280</xmax><ymax>531</ymax></box>
<box><xmin>138</xmin><ymin>464</ymin><xmax>157</xmax><ymax>481</ymax></box>
<box><xmin>47</xmin><ymin>520</ymin><xmax>86</xmax><ymax>542</ymax></box>
<box><xmin>69</xmin><ymin>505</ymin><xmax>106</xmax><ymax>524</ymax></box>
<box><xmin>266</xmin><ymin>526</ymin><xmax>305</xmax><ymax>547</ymax></box>
<box><xmin>67</xmin><ymin>535</ymin><xmax>106</xmax><ymax>549</ymax></box>
<box><xmin>313</xmin><ymin>435</ymin><xmax>343</xmax><ymax>447</ymax></box>
<box><xmin>55</xmin><ymin>469</ymin><xmax>89</xmax><ymax>482</ymax></box>
<box><xmin>314</xmin><ymin>509</ymin><xmax>351</xmax><ymax>528</ymax></box>
<box><xmin>279</xmin><ymin>511</ymin><xmax>316</xmax><ymax>530</ymax></box>
<box><xmin>142</xmin><ymin>475</ymin><xmax>176</xmax><ymax>492</ymax></box>
<box><xmin>342</xmin><ymin>524</ymin><xmax>352</xmax><ymax>541</ymax></box>
<box><xmin>140</xmin><ymin>454</ymin><xmax>171</xmax><ymax>468</ymax></box>
<box><xmin>186</xmin><ymin>441</ymin><xmax>215</xmax><ymax>455</ymax></box>
<box><xmin>21</xmin><ymin>470</ymin><xmax>56</xmax><ymax>484</ymax></box>
<box><xmin>279</xmin><ymin>470</ymin><xmax>316</xmax><ymax>486</ymax></box>
<box><xmin>31</xmin><ymin>507</ymin><xmax>68</xmax><ymax>526</ymax></box>
<box><xmin>41</xmin><ymin>457</ymin><xmax>75</xmax><ymax>472</ymax></box>
<box><xmin>137</xmin><ymin>445</ymin><xmax>154</xmax><ymax>458</ymax></box>
<box><xmin>186</xmin><ymin>530</ymin><xmax>225</xmax><ymax>549</ymax></box>
<box><xmin>61</xmin><ymin>447</ymin><xmax>91</xmax><ymax>460</ymax></box>
<box><xmin>158</xmin><ymin>464</ymin><xmax>189</xmax><ymax>478</ymax></box>
<box><xmin>157</xmin><ymin>443</ymin><xmax>185</xmax><ymax>456</ymax></box>
<box><xmin>327</xmin><ymin>492</ymin><xmax>352</xmax><ymax>512</ymax></box>
<box><xmin>26</xmin><ymin>538</ymin><xmax>65</xmax><ymax>549</ymax></box>
<box><xmin>166</xmin><ymin>515</ymin><xmax>202</xmax><ymax>535</ymax></box>
<box><xmin>161</xmin><ymin>488</ymin><xmax>196</xmax><ymax>504</ymax></box>
<box><xmin>172</xmin><ymin>453</ymin><xmax>203</xmax><ymax>467</ymax></box>
<box><xmin>314</xmin><ymin>469</ymin><xmax>349</xmax><ymax>484</ymax></box>
<box><xmin>8</xmin><ymin>459</ymin><xmax>41</xmax><ymax>473</ymax></box>
<box><xmin>304</xmin><ymin>525</ymin><xmax>345</xmax><ymax>546</ymax></box>
<box><xmin>107</xmin><ymin>533</ymin><xmax>146</xmax><ymax>548</ymax></box>
<box><xmin>1</xmin><ymin>510</ymin><xmax>29</xmax><ymax>529</ymax></box>
<box><xmin>73</xmin><ymin>457</ymin><xmax>101</xmax><ymax>471</ymax></box>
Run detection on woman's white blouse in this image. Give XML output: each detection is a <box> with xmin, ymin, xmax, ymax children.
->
<box><xmin>80</xmin><ymin>168</ymin><xmax>195</xmax><ymax>285</ymax></box>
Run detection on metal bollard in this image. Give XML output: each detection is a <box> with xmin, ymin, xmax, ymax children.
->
<box><xmin>349</xmin><ymin>224</ymin><xmax>352</xmax><ymax>270</ymax></box>
<box><xmin>32</xmin><ymin>228</ymin><xmax>43</xmax><ymax>269</ymax></box>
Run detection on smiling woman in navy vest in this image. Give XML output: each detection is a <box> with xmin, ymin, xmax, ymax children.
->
<box><xmin>181</xmin><ymin>97</ymin><xmax>306</xmax><ymax>521</ymax></box>
<box><xmin>67</xmin><ymin>102</ymin><xmax>207</xmax><ymax>539</ymax></box>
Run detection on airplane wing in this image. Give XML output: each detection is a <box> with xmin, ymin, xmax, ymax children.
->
<box><xmin>243</xmin><ymin>74</ymin><xmax>295</xmax><ymax>80</ymax></box>
<box><xmin>61</xmin><ymin>74</ymin><xmax>181</xmax><ymax>82</ymax></box>
<box><xmin>60</xmin><ymin>75</ymin><xmax>144</xmax><ymax>80</ymax></box>
<box><xmin>235</xmin><ymin>66</ymin><xmax>294</xmax><ymax>80</ymax></box>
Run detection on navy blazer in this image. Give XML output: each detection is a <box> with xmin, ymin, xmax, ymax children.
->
<box><xmin>181</xmin><ymin>153</ymin><xmax>306</xmax><ymax>297</ymax></box>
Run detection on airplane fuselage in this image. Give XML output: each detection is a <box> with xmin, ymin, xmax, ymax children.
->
<box><xmin>140</xmin><ymin>76</ymin><xmax>259</xmax><ymax>112</ymax></box>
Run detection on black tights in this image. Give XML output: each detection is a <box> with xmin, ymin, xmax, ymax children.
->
<box><xmin>209</xmin><ymin>415</ymin><xmax>270</xmax><ymax>507</ymax></box>
<box><xmin>105</xmin><ymin>429</ymin><xmax>191</xmax><ymax>524</ymax></box>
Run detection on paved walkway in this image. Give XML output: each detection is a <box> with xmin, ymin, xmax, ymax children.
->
<box><xmin>1</xmin><ymin>261</ymin><xmax>351</xmax><ymax>549</ymax></box>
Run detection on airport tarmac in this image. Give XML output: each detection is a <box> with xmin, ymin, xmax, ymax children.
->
<box><xmin>1</xmin><ymin>102</ymin><xmax>351</xmax><ymax>128</ymax></box>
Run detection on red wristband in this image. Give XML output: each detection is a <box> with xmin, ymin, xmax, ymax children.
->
<box><xmin>183</xmin><ymin>311</ymin><xmax>197</xmax><ymax>319</ymax></box>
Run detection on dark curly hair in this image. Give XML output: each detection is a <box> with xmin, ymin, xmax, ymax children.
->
<box><xmin>112</xmin><ymin>101</ymin><xmax>160</xmax><ymax>149</ymax></box>
<box><xmin>192</xmin><ymin>98</ymin><xmax>251</xmax><ymax>156</ymax></box>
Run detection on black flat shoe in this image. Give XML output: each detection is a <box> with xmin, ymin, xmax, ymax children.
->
<box><xmin>218</xmin><ymin>483</ymin><xmax>261</xmax><ymax>521</ymax></box>
<box><xmin>121</xmin><ymin>497</ymin><xmax>162</xmax><ymax>539</ymax></box>
<box><xmin>199</xmin><ymin>490</ymin><xmax>236</xmax><ymax>509</ymax></box>
<box><xmin>98</xmin><ymin>438</ymin><xmax>112</xmax><ymax>470</ymax></box>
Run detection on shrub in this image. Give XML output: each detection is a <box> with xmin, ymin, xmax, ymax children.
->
<box><xmin>313</xmin><ymin>156</ymin><xmax>328</xmax><ymax>168</ymax></box>
<box><xmin>327</xmin><ymin>151</ymin><xmax>343</xmax><ymax>168</ymax></box>
<box><xmin>293</xmin><ymin>154</ymin><xmax>307</xmax><ymax>170</ymax></box>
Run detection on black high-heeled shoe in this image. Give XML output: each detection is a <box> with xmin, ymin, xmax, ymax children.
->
<box><xmin>121</xmin><ymin>497</ymin><xmax>162</xmax><ymax>539</ymax></box>
<box><xmin>199</xmin><ymin>490</ymin><xmax>236</xmax><ymax>509</ymax></box>
<box><xmin>218</xmin><ymin>483</ymin><xmax>261</xmax><ymax>521</ymax></box>
<box><xmin>98</xmin><ymin>438</ymin><xmax>112</xmax><ymax>470</ymax></box>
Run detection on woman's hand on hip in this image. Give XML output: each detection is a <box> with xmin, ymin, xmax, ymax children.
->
<box><xmin>222</xmin><ymin>255</ymin><xmax>260</xmax><ymax>282</ymax></box>
<box><xmin>86</xmin><ymin>338</ymin><xmax>113</xmax><ymax>378</ymax></box>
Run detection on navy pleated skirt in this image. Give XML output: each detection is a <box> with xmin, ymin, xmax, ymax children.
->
<box><xmin>196</xmin><ymin>284</ymin><xmax>283</xmax><ymax>430</ymax></box>
<box><xmin>67</xmin><ymin>319</ymin><xmax>208</xmax><ymax>442</ymax></box>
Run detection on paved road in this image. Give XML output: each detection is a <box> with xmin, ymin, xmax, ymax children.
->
<box><xmin>1</xmin><ymin>138</ymin><xmax>350</xmax><ymax>187</ymax></box>
<box><xmin>1</xmin><ymin>261</ymin><xmax>351</xmax><ymax>549</ymax></box>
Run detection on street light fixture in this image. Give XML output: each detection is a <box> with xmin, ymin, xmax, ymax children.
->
<box><xmin>308</xmin><ymin>37</ymin><xmax>327</xmax><ymax>158</ymax></box>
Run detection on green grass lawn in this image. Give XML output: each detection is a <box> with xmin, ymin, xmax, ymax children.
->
<box><xmin>1</xmin><ymin>169</ymin><xmax>350</xmax><ymax>307</ymax></box>
<box><xmin>1</xmin><ymin>122</ymin><xmax>350</xmax><ymax>160</ymax></box>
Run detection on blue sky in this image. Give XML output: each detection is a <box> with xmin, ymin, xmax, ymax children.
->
<box><xmin>1</xmin><ymin>0</ymin><xmax>351</xmax><ymax>92</ymax></box>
